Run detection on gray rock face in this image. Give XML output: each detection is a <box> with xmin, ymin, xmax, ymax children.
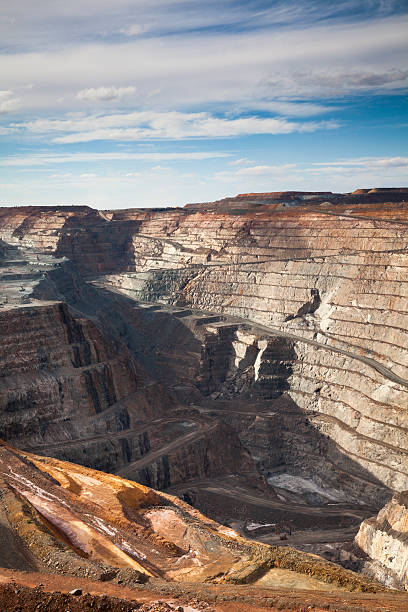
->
<box><xmin>0</xmin><ymin>197</ymin><xmax>408</xmax><ymax>530</ymax></box>
<box><xmin>355</xmin><ymin>491</ymin><xmax>408</xmax><ymax>590</ymax></box>
<box><xmin>94</xmin><ymin>205</ymin><xmax>408</xmax><ymax>505</ymax></box>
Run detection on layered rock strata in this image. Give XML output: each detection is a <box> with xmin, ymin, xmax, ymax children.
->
<box><xmin>0</xmin><ymin>192</ymin><xmax>408</xmax><ymax>519</ymax></box>
<box><xmin>0</xmin><ymin>301</ymin><xmax>145</xmax><ymax>452</ymax></box>
<box><xmin>354</xmin><ymin>491</ymin><xmax>408</xmax><ymax>590</ymax></box>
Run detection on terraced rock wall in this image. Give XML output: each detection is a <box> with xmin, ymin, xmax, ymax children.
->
<box><xmin>0</xmin><ymin>302</ymin><xmax>147</xmax><ymax>450</ymax></box>
<box><xmin>0</xmin><ymin>294</ymin><xmax>255</xmax><ymax>488</ymax></box>
<box><xmin>0</xmin><ymin>206</ymin><xmax>139</xmax><ymax>274</ymax></box>
<box><xmin>1</xmin><ymin>196</ymin><xmax>407</xmax><ymax>507</ymax></box>
<box><xmin>99</xmin><ymin>204</ymin><xmax>408</xmax><ymax>502</ymax></box>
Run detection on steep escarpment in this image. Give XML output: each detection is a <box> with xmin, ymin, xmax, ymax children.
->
<box><xmin>0</xmin><ymin>302</ymin><xmax>146</xmax><ymax>450</ymax></box>
<box><xmin>1</xmin><ymin>192</ymin><xmax>408</xmax><ymax>588</ymax></box>
<box><xmin>96</xmin><ymin>201</ymin><xmax>408</xmax><ymax>504</ymax></box>
<box><xmin>354</xmin><ymin>491</ymin><xmax>408</xmax><ymax>590</ymax></box>
<box><xmin>0</xmin><ymin>206</ymin><xmax>138</xmax><ymax>275</ymax></box>
<box><xmin>101</xmin><ymin>302</ymin><xmax>394</xmax><ymax>506</ymax></box>
<box><xmin>0</xmin><ymin>279</ymin><xmax>256</xmax><ymax>488</ymax></box>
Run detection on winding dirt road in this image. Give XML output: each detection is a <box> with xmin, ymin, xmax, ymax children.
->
<box><xmin>116</xmin><ymin>419</ymin><xmax>218</xmax><ymax>479</ymax></box>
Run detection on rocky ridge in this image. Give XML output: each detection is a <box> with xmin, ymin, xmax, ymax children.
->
<box><xmin>354</xmin><ymin>490</ymin><xmax>408</xmax><ymax>590</ymax></box>
<box><xmin>0</xmin><ymin>439</ymin><xmax>382</xmax><ymax>591</ymax></box>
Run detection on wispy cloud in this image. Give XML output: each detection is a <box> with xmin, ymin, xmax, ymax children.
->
<box><xmin>0</xmin><ymin>12</ymin><xmax>406</xmax><ymax>116</ymax></box>
<box><xmin>247</xmin><ymin>100</ymin><xmax>339</xmax><ymax>117</ymax></box>
<box><xmin>0</xmin><ymin>1</ymin><xmax>404</xmax><ymax>51</ymax></box>
<box><xmin>11</xmin><ymin>110</ymin><xmax>340</xmax><ymax>143</ymax></box>
<box><xmin>215</xmin><ymin>156</ymin><xmax>408</xmax><ymax>187</ymax></box>
<box><xmin>1</xmin><ymin>154</ymin><xmax>407</xmax><ymax>209</ymax></box>
<box><xmin>120</xmin><ymin>24</ymin><xmax>147</xmax><ymax>37</ymax></box>
<box><xmin>0</xmin><ymin>2</ymin><xmax>406</xmax><ymax>208</ymax></box>
<box><xmin>229</xmin><ymin>157</ymin><xmax>254</xmax><ymax>166</ymax></box>
<box><xmin>0</xmin><ymin>150</ymin><xmax>231</xmax><ymax>166</ymax></box>
<box><xmin>77</xmin><ymin>86</ymin><xmax>136</xmax><ymax>101</ymax></box>
<box><xmin>235</xmin><ymin>164</ymin><xmax>297</xmax><ymax>176</ymax></box>
<box><xmin>0</xmin><ymin>90</ymin><xmax>21</xmax><ymax>114</ymax></box>
<box><xmin>312</xmin><ymin>156</ymin><xmax>408</xmax><ymax>169</ymax></box>
<box><xmin>262</xmin><ymin>69</ymin><xmax>408</xmax><ymax>97</ymax></box>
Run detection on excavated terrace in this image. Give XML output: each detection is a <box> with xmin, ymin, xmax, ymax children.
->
<box><xmin>1</xmin><ymin>190</ymin><xmax>408</xmax><ymax>594</ymax></box>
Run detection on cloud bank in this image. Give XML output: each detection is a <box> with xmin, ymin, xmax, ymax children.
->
<box><xmin>0</xmin><ymin>0</ymin><xmax>406</xmax><ymax>207</ymax></box>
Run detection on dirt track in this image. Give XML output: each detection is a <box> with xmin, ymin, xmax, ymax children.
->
<box><xmin>116</xmin><ymin>420</ymin><xmax>218</xmax><ymax>478</ymax></box>
<box><xmin>168</xmin><ymin>478</ymin><xmax>371</xmax><ymax>521</ymax></box>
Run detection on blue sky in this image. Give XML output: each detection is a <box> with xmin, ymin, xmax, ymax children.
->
<box><xmin>0</xmin><ymin>0</ymin><xmax>407</xmax><ymax>208</ymax></box>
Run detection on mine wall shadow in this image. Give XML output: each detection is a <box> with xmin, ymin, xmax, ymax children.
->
<box><xmin>33</xmin><ymin>265</ymin><xmax>393</xmax><ymax>509</ymax></box>
<box><xmin>54</xmin><ymin>214</ymin><xmax>141</xmax><ymax>276</ymax></box>
<box><xmin>203</xmin><ymin>336</ymin><xmax>392</xmax><ymax>509</ymax></box>
<box><xmin>33</xmin><ymin>263</ymin><xmax>204</xmax><ymax>391</ymax></box>
<box><xmin>0</xmin><ymin>520</ymin><xmax>37</xmax><ymax>571</ymax></box>
<box><xmin>263</xmin><ymin>393</ymin><xmax>391</xmax><ymax>508</ymax></box>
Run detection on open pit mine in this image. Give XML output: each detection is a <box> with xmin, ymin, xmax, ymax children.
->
<box><xmin>0</xmin><ymin>188</ymin><xmax>408</xmax><ymax>610</ymax></box>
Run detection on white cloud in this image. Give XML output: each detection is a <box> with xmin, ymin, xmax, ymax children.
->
<box><xmin>215</xmin><ymin>163</ymin><xmax>300</xmax><ymax>182</ymax></box>
<box><xmin>0</xmin><ymin>90</ymin><xmax>21</xmax><ymax>114</ymax></box>
<box><xmin>1</xmin><ymin>154</ymin><xmax>407</xmax><ymax>209</ymax></box>
<box><xmin>120</xmin><ymin>24</ymin><xmax>146</xmax><ymax>37</ymax></box>
<box><xmin>10</xmin><ymin>110</ymin><xmax>340</xmax><ymax>143</ymax></box>
<box><xmin>247</xmin><ymin>100</ymin><xmax>339</xmax><ymax>117</ymax></box>
<box><xmin>229</xmin><ymin>158</ymin><xmax>254</xmax><ymax>166</ymax></box>
<box><xmin>77</xmin><ymin>86</ymin><xmax>136</xmax><ymax>101</ymax></box>
<box><xmin>0</xmin><ymin>13</ymin><xmax>406</xmax><ymax>116</ymax></box>
<box><xmin>0</xmin><ymin>98</ymin><xmax>21</xmax><ymax>114</ymax></box>
<box><xmin>214</xmin><ymin>156</ymin><xmax>408</xmax><ymax>190</ymax></box>
<box><xmin>312</xmin><ymin>156</ymin><xmax>408</xmax><ymax>169</ymax></box>
<box><xmin>0</xmin><ymin>3</ymin><xmax>406</xmax><ymax>208</ymax></box>
<box><xmin>79</xmin><ymin>172</ymin><xmax>97</xmax><ymax>177</ymax></box>
<box><xmin>0</xmin><ymin>150</ymin><xmax>231</xmax><ymax>166</ymax></box>
<box><xmin>235</xmin><ymin>164</ymin><xmax>297</xmax><ymax>176</ymax></box>
<box><xmin>309</xmin><ymin>69</ymin><xmax>408</xmax><ymax>89</ymax></box>
<box><xmin>0</xmin><ymin>1</ymin><xmax>403</xmax><ymax>52</ymax></box>
<box><xmin>262</xmin><ymin>69</ymin><xmax>408</xmax><ymax>97</ymax></box>
<box><xmin>304</xmin><ymin>157</ymin><xmax>408</xmax><ymax>183</ymax></box>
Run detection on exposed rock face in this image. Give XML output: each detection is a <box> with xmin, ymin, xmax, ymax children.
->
<box><xmin>94</xmin><ymin>199</ymin><xmax>408</xmax><ymax>503</ymax></box>
<box><xmin>0</xmin><ymin>299</ymin><xmax>255</xmax><ymax>487</ymax></box>
<box><xmin>0</xmin><ymin>439</ymin><xmax>385</xmax><ymax>592</ymax></box>
<box><xmin>0</xmin><ymin>301</ymin><xmax>159</xmax><ymax>470</ymax></box>
<box><xmin>354</xmin><ymin>491</ymin><xmax>408</xmax><ymax>590</ymax></box>
<box><xmin>0</xmin><ymin>302</ymin><xmax>139</xmax><ymax>433</ymax></box>
<box><xmin>0</xmin><ymin>206</ymin><xmax>138</xmax><ymax>275</ymax></box>
<box><xmin>1</xmin><ymin>190</ymin><xmax>408</xmax><ymax>588</ymax></box>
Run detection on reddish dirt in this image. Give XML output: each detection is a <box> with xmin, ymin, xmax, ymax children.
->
<box><xmin>1</xmin><ymin>569</ymin><xmax>408</xmax><ymax>612</ymax></box>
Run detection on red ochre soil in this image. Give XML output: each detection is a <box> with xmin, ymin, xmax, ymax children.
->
<box><xmin>0</xmin><ymin>569</ymin><xmax>408</xmax><ymax>612</ymax></box>
<box><xmin>0</xmin><ymin>438</ymin><xmax>406</xmax><ymax>610</ymax></box>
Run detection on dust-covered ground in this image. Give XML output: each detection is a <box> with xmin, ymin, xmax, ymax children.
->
<box><xmin>1</xmin><ymin>569</ymin><xmax>408</xmax><ymax>612</ymax></box>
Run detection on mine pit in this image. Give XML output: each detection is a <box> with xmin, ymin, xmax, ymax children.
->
<box><xmin>1</xmin><ymin>193</ymin><xmax>408</xmax><ymax>606</ymax></box>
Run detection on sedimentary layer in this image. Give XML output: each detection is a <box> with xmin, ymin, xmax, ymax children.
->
<box><xmin>0</xmin><ymin>190</ymin><xmax>407</xmax><ymax>520</ymax></box>
<box><xmin>355</xmin><ymin>491</ymin><xmax>408</xmax><ymax>590</ymax></box>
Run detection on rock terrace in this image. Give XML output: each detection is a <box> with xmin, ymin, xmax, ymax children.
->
<box><xmin>1</xmin><ymin>189</ymin><xmax>408</xmax><ymax>600</ymax></box>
